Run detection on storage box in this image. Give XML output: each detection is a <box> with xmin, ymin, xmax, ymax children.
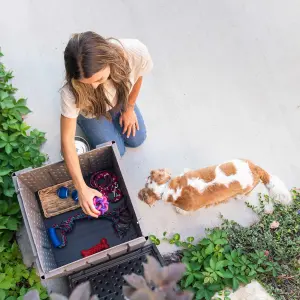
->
<box><xmin>68</xmin><ymin>244</ymin><xmax>164</xmax><ymax>300</ymax></box>
<box><xmin>13</xmin><ymin>142</ymin><xmax>146</xmax><ymax>279</ymax></box>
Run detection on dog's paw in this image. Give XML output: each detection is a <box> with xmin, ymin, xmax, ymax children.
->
<box><xmin>175</xmin><ymin>206</ymin><xmax>192</xmax><ymax>215</ymax></box>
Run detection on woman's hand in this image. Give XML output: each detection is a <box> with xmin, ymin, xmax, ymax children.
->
<box><xmin>119</xmin><ymin>107</ymin><xmax>139</xmax><ymax>138</ymax></box>
<box><xmin>78</xmin><ymin>185</ymin><xmax>102</xmax><ymax>218</ymax></box>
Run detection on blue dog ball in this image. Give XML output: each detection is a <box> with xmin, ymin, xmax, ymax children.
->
<box><xmin>71</xmin><ymin>190</ymin><xmax>79</xmax><ymax>202</ymax></box>
<box><xmin>57</xmin><ymin>187</ymin><xmax>69</xmax><ymax>199</ymax></box>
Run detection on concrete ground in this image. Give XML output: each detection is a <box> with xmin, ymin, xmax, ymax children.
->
<box><xmin>1</xmin><ymin>0</ymin><xmax>300</xmax><ymax>295</ymax></box>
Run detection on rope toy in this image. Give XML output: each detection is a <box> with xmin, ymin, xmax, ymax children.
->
<box><xmin>81</xmin><ymin>238</ymin><xmax>109</xmax><ymax>257</ymax></box>
<box><xmin>93</xmin><ymin>196</ymin><xmax>109</xmax><ymax>215</ymax></box>
<box><xmin>48</xmin><ymin>206</ymin><xmax>132</xmax><ymax>248</ymax></box>
<box><xmin>90</xmin><ymin>171</ymin><xmax>122</xmax><ymax>203</ymax></box>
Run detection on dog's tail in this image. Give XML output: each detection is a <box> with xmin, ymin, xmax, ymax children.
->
<box><xmin>249</xmin><ymin>161</ymin><xmax>292</xmax><ymax>205</ymax></box>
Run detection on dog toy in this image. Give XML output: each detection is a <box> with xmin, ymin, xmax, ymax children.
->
<box><xmin>48</xmin><ymin>205</ymin><xmax>132</xmax><ymax>248</ymax></box>
<box><xmin>57</xmin><ymin>187</ymin><xmax>69</xmax><ymax>199</ymax></box>
<box><xmin>90</xmin><ymin>171</ymin><xmax>122</xmax><ymax>202</ymax></box>
<box><xmin>71</xmin><ymin>190</ymin><xmax>79</xmax><ymax>202</ymax></box>
<box><xmin>93</xmin><ymin>196</ymin><xmax>109</xmax><ymax>215</ymax></box>
<box><xmin>80</xmin><ymin>238</ymin><xmax>109</xmax><ymax>257</ymax></box>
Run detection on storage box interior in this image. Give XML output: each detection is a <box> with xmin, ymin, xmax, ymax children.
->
<box><xmin>15</xmin><ymin>145</ymin><xmax>142</xmax><ymax>276</ymax></box>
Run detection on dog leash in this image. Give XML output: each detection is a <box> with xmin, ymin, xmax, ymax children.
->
<box><xmin>90</xmin><ymin>171</ymin><xmax>123</xmax><ymax>202</ymax></box>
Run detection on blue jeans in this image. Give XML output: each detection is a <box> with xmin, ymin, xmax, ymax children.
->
<box><xmin>77</xmin><ymin>106</ymin><xmax>146</xmax><ymax>156</ymax></box>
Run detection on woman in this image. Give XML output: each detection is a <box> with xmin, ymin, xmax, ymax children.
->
<box><xmin>60</xmin><ymin>31</ymin><xmax>153</xmax><ymax>217</ymax></box>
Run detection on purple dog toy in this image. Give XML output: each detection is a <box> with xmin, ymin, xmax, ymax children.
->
<box><xmin>93</xmin><ymin>196</ymin><xmax>109</xmax><ymax>215</ymax></box>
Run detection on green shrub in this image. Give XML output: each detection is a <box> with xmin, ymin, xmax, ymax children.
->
<box><xmin>222</xmin><ymin>192</ymin><xmax>300</xmax><ymax>300</ymax></box>
<box><xmin>0</xmin><ymin>242</ymin><xmax>48</xmax><ymax>300</ymax></box>
<box><xmin>0</xmin><ymin>50</ymin><xmax>48</xmax><ymax>299</ymax></box>
<box><xmin>160</xmin><ymin>229</ymin><xmax>279</xmax><ymax>300</ymax></box>
<box><xmin>154</xmin><ymin>190</ymin><xmax>300</xmax><ymax>300</ymax></box>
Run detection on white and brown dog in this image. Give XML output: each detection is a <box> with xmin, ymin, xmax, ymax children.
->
<box><xmin>138</xmin><ymin>159</ymin><xmax>292</xmax><ymax>215</ymax></box>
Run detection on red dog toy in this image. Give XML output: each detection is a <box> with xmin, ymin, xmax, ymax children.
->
<box><xmin>80</xmin><ymin>238</ymin><xmax>109</xmax><ymax>257</ymax></box>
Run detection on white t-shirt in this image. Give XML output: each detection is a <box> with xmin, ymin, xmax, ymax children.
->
<box><xmin>60</xmin><ymin>39</ymin><xmax>153</xmax><ymax>119</ymax></box>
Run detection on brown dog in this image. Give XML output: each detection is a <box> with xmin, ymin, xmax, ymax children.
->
<box><xmin>138</xmin><ymin>159</ymin><xmax>292</xmax><ymax>214</ymax></box>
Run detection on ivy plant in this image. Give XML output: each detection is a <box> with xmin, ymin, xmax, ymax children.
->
<box><xmin>0</xmin><ymin>50</ymin><xmax>48</xmax><ymax>299</ymax></box>
<box><xmin>0</xmin><ymin>242</ymin><xmax>48</xmax><ymax>300</ymax></box>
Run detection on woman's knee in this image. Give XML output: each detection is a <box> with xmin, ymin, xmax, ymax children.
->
<box><xmin>125</xmin><ymin>131</ymin><xmax>147</xmax><ymax>148</ymax></box>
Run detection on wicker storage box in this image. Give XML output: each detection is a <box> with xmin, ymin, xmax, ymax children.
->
<box><xmin>13</xmin><ymin>142</ymin><xmax>145</xmax><ymax>279</ymax></box>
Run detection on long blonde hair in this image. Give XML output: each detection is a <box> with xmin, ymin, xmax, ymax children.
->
<box><xmin>64</xmin><ymin>31</ymin><xmax>131</xmax><ymax>119</ymax></box>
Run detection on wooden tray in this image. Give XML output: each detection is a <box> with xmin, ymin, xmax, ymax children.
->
<box><xmin>38</xmin><ymin>180</ymin><xmax>80</xmax><ymax>218</ymax></box>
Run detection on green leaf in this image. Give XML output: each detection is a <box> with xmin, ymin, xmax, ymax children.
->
<box><xmin>199</xmin><ymin>238</ymin><xmax>211</xmax><ymax>246</ymax></box>
<box><xmin>207</xmin><ymin>283</ymin><xmax>222</xmax><ymax>292</ymax></box>
<box><xmin>224</xmin><ymin>290</ymin><xmax>231</xmax><ymax>296</ymax></box>
<box><xmin>232</xmin><ymin>277</ymin><xmax>239</xmax><ymax>291</ymax></box>
<box><xmin>0</xmin><ymin>289</ymin><xmax>6</xmax><ymax>300</ymax></box>
<box><xmin>15</xmin><ymin>98</ymin><xmax>27</xmax><ymax>107</ymax></box>
<box><xmin>6</xmin><ymin>218</ymin><xmax>19</xmax><ymax>231</ymax></box>
<box><xmin>216</xmin><ymin>260</ymin><xmax>228</xmax><ymax>270</ymax></box>
<box><xmin>1</xmin><ymin>99</ymin><xmax>15</xmax><ymax>109</ymax></box>
<box><xmin>191</xmin><ymin>262</ymin><xmax>201</xmax><ymax>271</ymax></box>
<box><xmin>187</xmin><ymin>236</ymin><xmax>194</xmax><ymax>243</ymax></box>
<box><xmin>193</xmin><ymin>281</ymin><xmax>204</xmax><ymax>289</ymax></box>
<box><xmin>0</xmin><ymin>280</ymin><xmax>13</xmax><ymax>290</ymax></box>
<box><xmin>185</xmin><ymin>263</ymin><xmax>192</xmax><ymax>272</ymax></box>
<box><xmin>257</xmin><ymin>267</ymin><xmax>265</xmax><ymax>273</ymax></box>
<box><xmin>217</xmin><ymin>270</ymin><xmax>233</xmax><ymax>278</ymax></box>
<box><xmin>194</xmin><ymin>272</ymin><xmax>204</xmax><ymax>280</ymax></box>
<box><xmin>40</xmin><ymin>292</ymin><xmax>48</xmax><ymax>300</ymax></box>
<box><xmin>204</xmin><ymin>277</ymin><xmax>210</xmax><ymax>284</ymax></box>
<box><xmin>163</xmin><ymin>231</ymin><xmax>167</xmax><ymax>236</ymax></box>
<box><xmin>0</xmin><ymin>201</ymin><xmax>8</xmax><ymax>214</ymax></box>
<box><xmin>14</xmin><ymin>106</ymin><xmax>31</xmax><ymax>115</ymax></box>
<box><xmin>0</xmin><ymin>168</ymin><xmax>12</xmax><ymax>176</ymax></box>
<box><xmin>209</xmin><ymin>257</ymin><xmax>216</xmax><ymax>270</ymax></box>
<box><xmin>173</xmin><ymin>233</ymin><xmax>180</xmax><ymax>241</ymax></box>
<box><xmin>236</xmin><ymin>275</ymin><xmax>248</xmax><ymax>284</ymax></box>
<box><xmin>175</xmin><ymin>241</ymin><xmax>181</xmax><ymax>247</ymax></box>
<box><xmin>149</xmin><ymin>235</ymin><xmax>156</xmax><ymax>242</ymax></box>
<box><xmin>185</xmin><ymin>274</ymin><xmax>194</xmax><ymax>288</ymax></box>
<box><xmin>214</xmin><ymin>238</ymin><xmax>228</xmax><ymax>245</ymax></box>
<box><xmin>0</xmin><ymin>132</ymin><xmax>8</xmax><ymax>141</ymax></box>
<box><xmin>7</xmin><ymin>203</ymin><xmax>20</xmax><ymax>215</ymax></box>
<box><xmin>4</xmin><ymin>189</ymin><xmax>16</xmax><ymax>197</ymax></box>
<box><xmin>0</xmin><ymin>141</ymin><xmax>7</xmax><ymax>148</ymax></box>
<box><xmin>231</xmin><ymin>250</ymin><xmax>238</xmax><ymax>259</ymax></box>
<box><xmin>196</xmin><ymin>289</ymin><xmax>205</xmax><ymax>299</ymax></box>
<box><xmin>8</xmin><ymin>132</ymin><xmax>20</xmax><ymax>142</ymax></box>
<box><xmin>183</xmin><ymin>250</ymin><xmax>192</xmax><ymax>257</ymax></box>
<box><xmin>5</xmin><ymin>143</ymin><xmax>12</xmax><ymax>154</ymax></box>
<box><xmin>0</xmin><ymin>274</ymin><xmax>5</xmax><ymax>282</ymax></box>
<box><xmin>0</xmin><ymin>91</ymin><xmax>9</xmax><ymax>101</ymax></box>
<box><xmin>205</xmin><ymin>243</ymin><xmax>214</xmax><ymax>255</ymax></box>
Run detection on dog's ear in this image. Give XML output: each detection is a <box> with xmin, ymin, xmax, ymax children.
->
<box><xmin>150</xmin><ymin>169</ymin><xmax>171</xmax><ymax>185</ymax></box>
<box><xmin>138</xmin><ymin>188</ymin><xmax>159</xmax><ymax>206</ymax></box>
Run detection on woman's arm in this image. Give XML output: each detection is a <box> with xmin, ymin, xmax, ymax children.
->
<box><xmin>119</xmin><ymin>76</ymin><xmax>143</xmax><ymax>137</ymax></box>
<box><xmin>128</xmin><ymin>76</ymin><xmax>143</xmax><ymax>107</ymax></box>
<box><xmin>61</xmin><ymin>115</ymin><xmax>101</xmax><ymax>218</ymax></box>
